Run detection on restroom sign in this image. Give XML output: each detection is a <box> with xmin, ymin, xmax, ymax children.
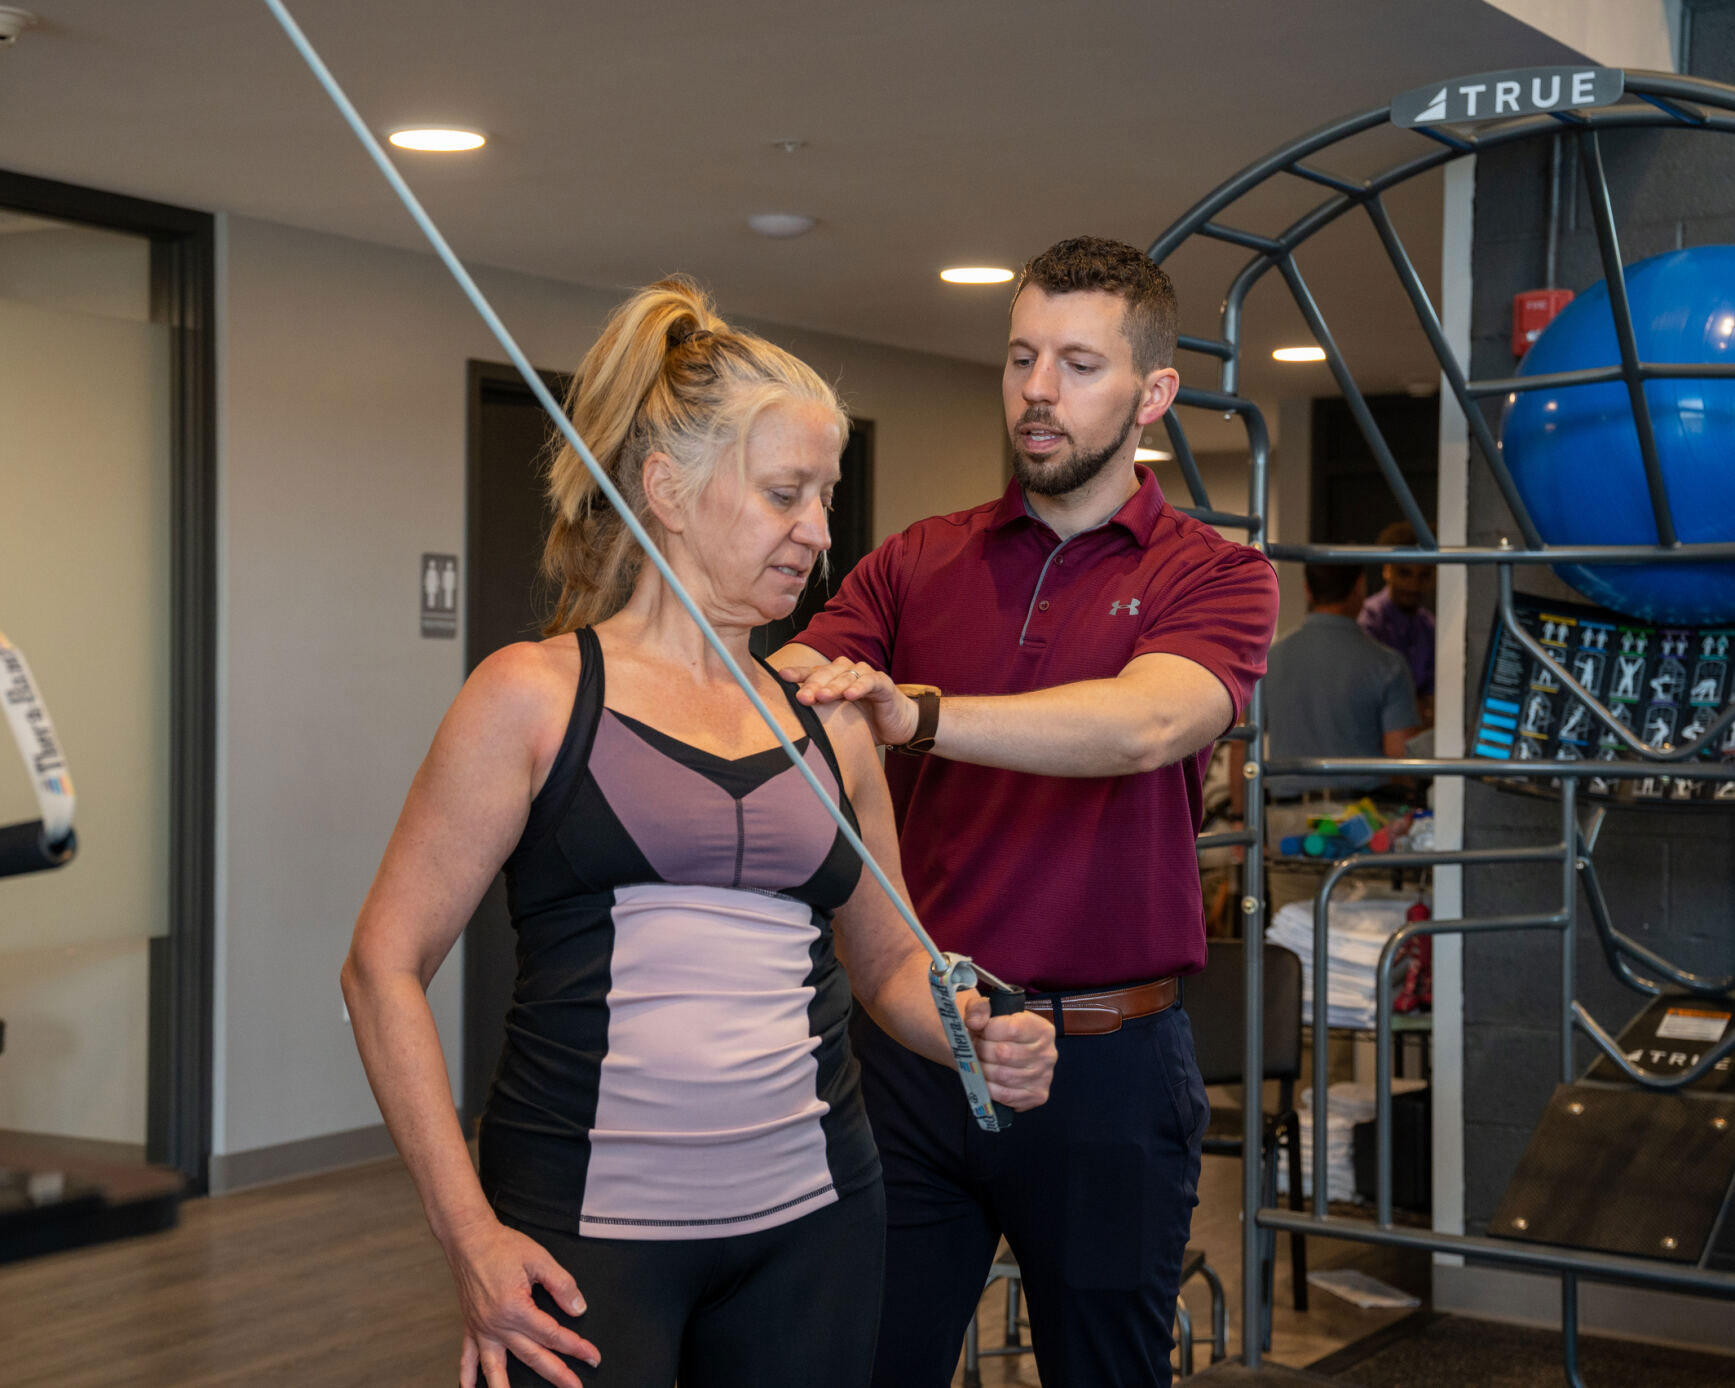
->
<box><xmin>1392</xmin><ymin>67</ymin><xmax>1624</xmax><ymax>128</ymax></box>
<box><xmin>421</xmin><ymin>553</ymin><xmax>458</xmax><ymax>638</ymax></box>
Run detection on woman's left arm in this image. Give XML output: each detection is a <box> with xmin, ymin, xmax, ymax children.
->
<box><xmin>823</xmin><ymin>703</ymin><xmax>1055</xmax><ymax>1112</ymax></box>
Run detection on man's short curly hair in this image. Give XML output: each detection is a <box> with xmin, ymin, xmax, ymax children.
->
<box><xmin>1012</xmin><ymin>236</ymin><xmax>1179</xmax><ymax>374</ymax></box>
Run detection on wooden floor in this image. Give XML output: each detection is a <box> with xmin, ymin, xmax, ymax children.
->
<box><xmin>0</xmin><ymin>1156</ymin><xmax>463</xmax><ymax>1386</ymax></box>
<box><xmin>0</xmin><ymin>1144</ymin><xmax>1425</xmax><ymax>1386</ymax></box>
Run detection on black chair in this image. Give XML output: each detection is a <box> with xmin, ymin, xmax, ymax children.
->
<box><xmin>962</xmin><ymin>1242</ymin><xmax>1226</xmax><ymax>1383</ymax></box>
<box><xmin>1187</xmin><ymin>939</ymin><xmax>1308</xmax><ymax>1341</ymax></box>
<box><xmin>1174</xmin><ymin>1245</ymin><xmax>1229</xmax><ymax>1376</ymax></box>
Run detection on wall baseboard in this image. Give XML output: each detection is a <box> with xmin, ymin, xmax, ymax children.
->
<box><xmin>1433</xmin><ymin>1262</ymin><xmax>1735</xmax><ymax>1357</ymax></box>
<box><xmin>208</xmin><ymin>1123</ymin><xmax>398</xmax><ymax>1194</ymax></box>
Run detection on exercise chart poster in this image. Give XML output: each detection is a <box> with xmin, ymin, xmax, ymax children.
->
<box><xmin>1472</xmin><ymin>591</ymin><xmax>1735</xmax><ymax>805</ymax></box>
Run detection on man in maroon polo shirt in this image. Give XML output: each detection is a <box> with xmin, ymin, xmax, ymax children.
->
<box><xmin>773</xmin><ymin>236</ymin><xmax>1277</xmax><ymax>1387</ymax></box>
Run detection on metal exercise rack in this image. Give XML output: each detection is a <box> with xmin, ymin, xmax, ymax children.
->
<box><xmin>1151</xmin><ymin>69</ymin><xmax>1735</xmax><ymax>1385</ymax></box>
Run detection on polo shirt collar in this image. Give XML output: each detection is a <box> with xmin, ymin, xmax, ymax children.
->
<box><xmin>986</xmin><ymin>463</ymin><xmax>1167</xmax><ymax>545</ymax></box>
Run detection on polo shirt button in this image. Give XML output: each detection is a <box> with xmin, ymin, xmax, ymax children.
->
<box><xmin>1039</xmin><ymin>600</ymin><xmax>1050</xmax><ymax>611</ymax></box>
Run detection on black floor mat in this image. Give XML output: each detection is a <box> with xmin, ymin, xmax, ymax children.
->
<box><xmin>1309</xmin><ymin>1312</ymin><xmax>1735</xmax><ymax>1386</ymax></box>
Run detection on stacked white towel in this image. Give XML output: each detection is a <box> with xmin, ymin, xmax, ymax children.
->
<box><xmin>1279</xmin><ymin>1079</ymin><xmax>1428</xmax><ymax>1202</ymax></box>
<box><xmin>1268</xmin><ymin>892</ymin><xmax>1413</xmax><ymax>1031</ymax></box>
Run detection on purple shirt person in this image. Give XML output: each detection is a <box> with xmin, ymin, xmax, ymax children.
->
<box><xmin>1359</xmin><ymin>520</ymin><xmax>1436</xmax><ymax>704</ymax></box>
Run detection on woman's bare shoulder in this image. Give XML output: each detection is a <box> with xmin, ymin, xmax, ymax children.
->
<box><xmin>812</xmin><ymin>696</ymin><xmax>877</xmax><ymax>766</ymax></box>
<box><xmin>473</xmin><ymin>632</ymin><xmax>579</xmax><ymax>680</ymax></box>
<box><xmin>457</xmin><ymin>634</ymin><xmax>582</xmax><ymax>738</ymax></box>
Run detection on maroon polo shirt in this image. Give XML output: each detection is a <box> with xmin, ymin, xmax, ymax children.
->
<box><xmin>795</xmin><ymin>466</ymin><xmax>1277</xmax><ymax>990</ymax></box>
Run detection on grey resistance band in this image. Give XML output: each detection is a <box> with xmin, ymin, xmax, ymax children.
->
<box><xmin>260</xmin><ymin>0</ymin><xmax>1024</xmax><ymax>1131</ymax></box>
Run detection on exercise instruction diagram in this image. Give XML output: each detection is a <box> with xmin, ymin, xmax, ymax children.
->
<box><xmin>421</xmin><ymin>553</ymin><xmax>458</xmax><ymax>639</ymax></box>
<box><xmin>1473</xmin><ymin>590</ymin><xmax>1734</xmax><ymax>804</ymax></box>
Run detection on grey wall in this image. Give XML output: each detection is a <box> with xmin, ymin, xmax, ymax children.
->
<box><xmin>217</xmin><ymin>217</ymin><xmax>610</xmax><ymax>1164</ymax></box>
<box><xmin>1459</xmin><ymin>13</ymin><xmax>1735</xmax><ymax>1234</ymax></box>
<box><xmin>214</xmin><ymin>216</ymin><xmax>1005</xmax><ymax>1179</ymax></box>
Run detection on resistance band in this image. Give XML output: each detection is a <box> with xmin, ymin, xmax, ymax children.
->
<box><xmin>0</xmin><ymin>630</ymin><xmax>77</xmax><ymax>878</ymax></box>
<box><xmin>260</xmin><ymin>0</ymin><xmax>1023</xmax><ymax>1130</ymax></box>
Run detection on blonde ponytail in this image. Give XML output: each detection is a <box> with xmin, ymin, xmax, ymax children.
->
<box><xmin>540</xmin><ymin>276</ymin><xmax>844</xmax><ymax>634</ymax></box>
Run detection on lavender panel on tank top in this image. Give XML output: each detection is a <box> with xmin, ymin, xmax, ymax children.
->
<box><xmin>736</xmin><ymin>750</ymin><xmax>846</xmax><ymax>886</ymax></box>
<box><xmin>589</xmin><ymin>712</ymin><xmax>844</xmax><ymax>890</ymax></box>
<box><xmin>580</xmin><ymin>882</ymin><xmax>836</xmax><ymax>1239</ymax></box>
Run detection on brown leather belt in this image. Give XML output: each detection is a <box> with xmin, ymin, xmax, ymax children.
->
<box><xmin>1024</xmin><ymin>976</ymin><xmax>1178</xmax><ymax>1036</ymax></box>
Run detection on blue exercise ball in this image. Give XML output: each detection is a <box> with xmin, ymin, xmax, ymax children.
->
<box><xmin>1500</xmin><ymin>245</ymin><xmax>1735</xmax><ymax>625</ymax></box>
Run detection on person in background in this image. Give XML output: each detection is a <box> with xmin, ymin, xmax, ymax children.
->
<box><xmin>1264</xmin><ymin>562</ymin><xmax>1420</xmax><ymax>807</ymax></box>
<box><xmin>1262</xmin><ymin>563</ymin><xmax>1421</xmax><ymax>917</ymax></box>
<box><xmin>1358</xmin><ymin>519</ymin><xmax>1436</xmax><ymax>725</ymax></box>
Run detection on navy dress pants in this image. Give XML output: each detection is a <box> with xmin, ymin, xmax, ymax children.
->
<box><xmin>851</xmin><ymin>998</ymin><xmax>1207</xmax><ymax>1388</ymax></box>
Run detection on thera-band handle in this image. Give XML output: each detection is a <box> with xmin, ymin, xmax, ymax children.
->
<box><xmin>987</xmin><ymin>983</ymin><xmax>1028</xmax><ymax>1131</ymax></box>
<box><xmin>929</xmin><ymin>956</ymin><xmax>1026</xmax><ymax>1132</ymax></box>
<box><xmin>259</xmin><ymin>0</ymin><xmax>1024</xmax><ymax>1132</ymax></box>
<box><xmin>0</xmin><ymin>630</ymin><xmax>76</xmax><ymax>880</ymax></box>
<box><xmin>0</xmin><ymin>820</ymin><xmax>77</xmax><ymax>879</ymax></box>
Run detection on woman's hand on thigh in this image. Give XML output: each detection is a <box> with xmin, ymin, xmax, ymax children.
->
<box><xmin>449</xmin><ymin>1217</ymin><xmax>599</xmax><ymax>1388</ymax></box>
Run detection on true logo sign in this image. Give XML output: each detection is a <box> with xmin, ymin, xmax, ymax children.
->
<box><xmin>1392</xmin><ymin>67</ymin><xmax>1624</xmax><ymax>129</ymax></box>
<box><xmin>1109</xmin><ymin>599</ymin><xmax>1140</xmax><ymax>616</ymax></box>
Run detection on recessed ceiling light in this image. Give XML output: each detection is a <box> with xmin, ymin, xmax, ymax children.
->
<box><xmin>1273</xmin><ymin>346</ymin><xmax>1326</xmax><ymax>362</ymax></box>
<box><xmin>1134</xmin><ymin>447</ymin><xmax>1173</xmax><ymax>463</ymax></box>
<box><xmin>389</xmin><ymin>128</ymin><xmax>486</xmax><ymax>152</ymax></box>
<box><xmin>748</xmin><ymin>213</ymin><xmax>816</xmax><ymax>239</ymax></box>
<box><xmin>941</xmin><ymin>267</ymin><xmax>1014</xmax><ymax>284</ymax></box>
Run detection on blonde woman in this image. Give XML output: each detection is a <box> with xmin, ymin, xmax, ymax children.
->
<box><xmin>341</xmin><ymin>278</ymin><xmax>1056</xmax><ymax>1388</ymax></box>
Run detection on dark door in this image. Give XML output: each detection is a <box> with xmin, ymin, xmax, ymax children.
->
<box><xmin>461</xmin><ymin>362</ymin><xmax>567</xmax><ymax>1127</ymax></box>
<box><xmin>1310</xmin><ymin>392</ymin><xmax>1439</xmax><ymax>596</ymax></box>
<box><xmin>461</xmin><ymin>361</ymin><xmax>875</xmax><ymax>1124</ymax></box>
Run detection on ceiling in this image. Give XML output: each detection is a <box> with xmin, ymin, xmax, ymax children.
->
<box><xmin>0</xmin><ymin>1</ymin><xmax>1583</xmax><ymax>449</ymax></box>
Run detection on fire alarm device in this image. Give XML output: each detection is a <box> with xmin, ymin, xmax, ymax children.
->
<box><xmin>1512</xmin><ymin>288</ymin><xmax>1574</xmax><ymax>358</ymax></box>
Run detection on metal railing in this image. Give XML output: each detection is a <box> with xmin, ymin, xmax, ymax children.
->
<box><xmin>1166</xmin><ymin>69</ymin><xmax>1735</xmax><ymax>1386</ymax></box>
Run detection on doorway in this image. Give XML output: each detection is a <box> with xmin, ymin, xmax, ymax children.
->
<box><xmin>460</xmin><ymin>362</ymin><xmax>875</xmax><ymax>1123</ymax></box>
<box><xmin>1310</xmin><ymin>392</ymin><xmax>1439</xmax><ymax>597</ymax></box>
<box><xmin>0</xmin><ymin>172</ymin><xmax>215</xmax><ymax>1188</ymax></box>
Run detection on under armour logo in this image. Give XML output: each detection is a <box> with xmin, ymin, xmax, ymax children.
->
<box><xmin>1109</xmin><ymin>599</ymin><xmax>1140</xmax><ymax>616</ymax></box>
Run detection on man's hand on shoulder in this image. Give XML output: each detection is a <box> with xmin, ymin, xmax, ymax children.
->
<box><xmin>806</xmin><ymin>694</ymin><xmax>882</xmax><ymax>789</ymax></box>
<box><xmin>777</xmin><ymin>653</ymin><xmax>923</xmax><ymax>749</ymax></box>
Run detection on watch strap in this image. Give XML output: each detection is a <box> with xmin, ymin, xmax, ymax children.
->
<box><xmin>898</xmin><ymin>689</ymin><xmax>941</xmax><ymax>755</ymax></box>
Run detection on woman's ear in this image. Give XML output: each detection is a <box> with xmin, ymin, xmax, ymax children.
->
<box><xmin>641</xmin><ymin>452</ymin><xmax>687</xmax><ymax>535</ymax></box>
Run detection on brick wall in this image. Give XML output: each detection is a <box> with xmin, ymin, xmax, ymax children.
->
<box><xmin>1459</xmin><ymin>10</ymin><xmax>1735</xmax><ymax>1233</ymax></box>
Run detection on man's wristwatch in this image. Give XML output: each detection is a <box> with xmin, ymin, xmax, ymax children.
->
<box><xmin>893</xmin><ymin>688</ymin><xmax>941</xmax><ymax>756</ymax></box>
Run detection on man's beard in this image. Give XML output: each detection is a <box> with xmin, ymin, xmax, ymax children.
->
<box><xmin>1011</xmin><ymin>394</ymin><xmax>1142</xmax><ymax>497</ymax></box>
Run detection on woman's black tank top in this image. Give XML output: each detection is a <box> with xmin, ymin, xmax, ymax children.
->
<box><xmin>476</xmin><ymin>627</ymin><xmax>879</xmax><ymax>1239</ymax></box>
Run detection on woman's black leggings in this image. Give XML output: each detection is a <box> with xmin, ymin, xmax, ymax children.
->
<box><xmin>499</xmin><ymin>1182</ymin><xmax>886</xmax><ymax>1388</ymax></box>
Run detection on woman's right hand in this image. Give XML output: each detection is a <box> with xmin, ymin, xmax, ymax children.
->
<box><xmin>447</xmin><ymin>1216</ymin><xmax>601</xmax><ymax>1388</ymax></box>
